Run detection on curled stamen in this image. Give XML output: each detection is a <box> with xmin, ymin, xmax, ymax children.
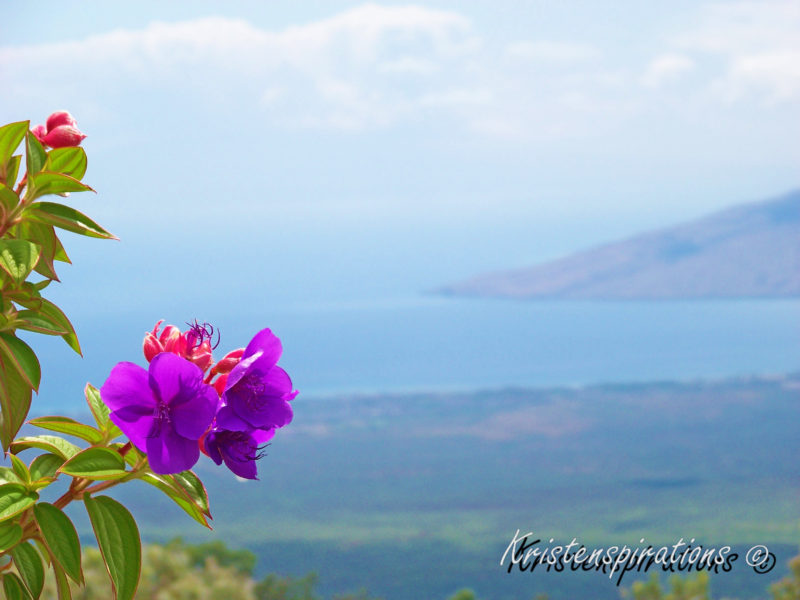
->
<box><xmin>250</xmin><ymin>442</ymin><xmax>271</xmax><ymax>461</ymax></box>
<box><xmin>185</xmin><ymin>320</ymin><xmax>221</xmax><ymax>350</ymax></box>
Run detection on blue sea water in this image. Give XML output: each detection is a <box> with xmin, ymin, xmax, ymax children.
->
<box><xmin>27</xmin><ymin>296</ymin><xmax>800</xmax><ymax>413</ymax></box>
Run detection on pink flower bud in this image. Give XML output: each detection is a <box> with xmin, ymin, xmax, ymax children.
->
<box><xmin>143</xmin><ymin>332</ymin><xmax>164</xmax><ymax>362</ymax></box>
<box><xmin>212</xmin><ymin>374</ymin><xmax>228</xmax><ymax>397</ymax></box>
<box><xmin>187</xmin><ymin>340</ymin><xmax>214</xmax><ymax>372</ymax></box>
<box><xmin>43</xmin><ymin>125</ymin><xmax>86</xmax><ymax>149</ymax></box>
<box><xmin>31</xmin><ymin>124</ymin><xmax>47</xmax><ymax>144</ymax></box>
<box><xmin>46</xmin><ymin>110</ymin><xmax>78</xmax><ymax>132</ymax></box>
<box><xmin>159</xmin><ymin>325</ymin><xmax>184</xmax><ymax>354</ymax></box>
<box><xmin>211</xmin><ymin>348</ymin><xmax>244</xmax><ymax>375</ymax></box>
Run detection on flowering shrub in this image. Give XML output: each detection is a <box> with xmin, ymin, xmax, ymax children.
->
<box><xmin>0</xmin><ymin>113</ymin><xmax>296</xmax><ymax>600</ymax></box>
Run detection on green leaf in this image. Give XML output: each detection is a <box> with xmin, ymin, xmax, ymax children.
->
<box><xmin>52</xmin><ymin>563</ymin><xmax>72</xmax><ymax>600</ymax></box>
<box><xmin>44</xmin><ymin>148</ymin><xmax>87</xmax><ymax>180</ymax></box>
<box><xmin>84</xmin><ymin>495</ymin><xmax>141</xmax><ymax>600</ymax></box>
<box><xmin>13</xmin><ymin>298</ymin><xmax>80</xmax><ymax>355</ymax></box>
<box><xmin>8</xmin><ymin>455</ymin><xmax>30</xmax><ymax>484</ymax></box>
<box><xmin>140</xmin><ymin>474</ymin><xmax>211</xmax><ymax>528</ymax></box>
<box><xmin>0</xmin><ymin>467</ymin><xmax>22</xmax><ymax>485</ymax></box>
<box><xmin>25</xmin><ymin>132</ymin><xmax>46</xmax><ymax>178</ymax></box>
<box><xmin>27</xmin><ymin>172</ymin><xmax>93</xmax><ymax>201</ymax></box>
<box><xmin>0</xmin><ymin>354</ymin><xmax>33</xmax><ymax>452</ymax></box>
<box><xmin>25</xmin><ymin>202</ymin><xmax>116</xmax><ymax>240</ymax></box>
<box><xmin>85</xmin><ymin>385</ymin><xmax>121</xmax><ymax>440</ymax></box>
<box><xmin>2</xmin><ymin>572</ymin><xmax>32</xmax><ymax>600</ymax></box>
<box><xmin>58</xmin><ymin>448</ymin><xmax>127</xmax><ymax>481</ymax></box>
<box><xmin>38</xmin><ymin>299</ymin><xmax>80</xmax><ymax>355</ymax></box>
<box><xmin>5</xmin><ymin>155</ymin><xmax>22</xmax><ymax>189</ymax></box>
<box><xmin>10</xmin><ymin>541</ymin><xmax>44</xmax><ymax>599</ymax></box>
<box><xmin>0</xmin><ymin>333</ymin><xmax>41</xmax><ymax>391</ymax></box>
<box><xmin>28</xmin><ymin>416</ymin><xmax>103</xmax><ymax>444</ymax></box>
<box><xmin>0</xmin><ymin>240</ymin><xmax>41</xmax><ymax>283</ymax></box>
<box><xmin>33</xmin><ymin>503</ymin><xmax>82</xmax><ymax>585</ymax></box>
<box><xmin>0</xmin><ymin>183</ymin><xmax>19</xmax><ymax>214</ymax></box>
<box><xmin>170</xmin><ymin>470</ymin><xmax>211</xmax><ymax>517</ymax></box>
<box><xmin>0</xmin><ymin>122</ymin><xmax>29</xmax><ymax>168</ymax></box>
<box><xmin>16</xmin><ymin>222</ymin><xmax>60</xmax><ymax>281</ymax></box>
<box><xmin>0</xmin><ymin>484</ymin><xmax>37</xmax><ymax>522</ymax></box>
<box><xmin>13</xmin><ymin>311</ymin><xmax>68</xmax><ymax>336</ymax></box>
<box><xmin>0</xmin><ymin>520</ymin><xmax>22</xmax><ymax>551</ymax></box>
<box><xmin>10</xmin><ymin>435</ymin><xmax>81</xmax><ymax>460</ymax></box>
<box><xmin>29</xmin><ymin>453</ymin><xmax>65</xmax><ymax>481</ymax></box>
<box><xmin>53</xmin><ymin>234</ymin><xmax>70</xmax><ymax>263</ymax></box>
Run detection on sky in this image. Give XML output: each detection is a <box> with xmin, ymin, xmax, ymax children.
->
<box><xmin>0</xmin><ymin>1</ymin><xmax>798</xmax><ymax>310</ymax></box>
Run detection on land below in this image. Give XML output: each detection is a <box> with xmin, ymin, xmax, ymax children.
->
<box><xmin>37</xmin><ymin>373</ymin><xmax>800</xmax><ymax>599</ymax></box>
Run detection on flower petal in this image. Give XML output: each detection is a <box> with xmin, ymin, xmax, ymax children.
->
<box><xmin>148</xmin><ymin>353</ymin><xmax>203</xmax><ymax>405</ymax></box>
<box><xmin>243</xmin><ymin>328</ymin><xmax>282</xmax><ymax>365</ymax></box>
<box><xmin>224</xmin><ymin>351</ymin><xmax>261</xmax><ymax>391</ymax></box>
<box><xmin>204</xmin><ymin>432</ymin><xmax>223</xmax><ymax>466</ymax></box>
<box><xmin>100</xmin><ymin>362</ymin><xmax>153</xmax><ymax>412</ymax></box>
<box><xmin>145</xmin><ymin>427</ymin><xmax>200</xmax><ymax>474</ymax></box>
<box><xmin>214</xmin><ymin>406</ymin><xmax>250</xmax><ymax>432</ymax></box>
<box><xmin>252</xmin><ymin>428</ymin><xmax>276</xmax><ymax>445</ymax></box>
<box><xmin>222</xmin><ymin>450</ymin><xmax>258</xmax><ymax>480</ymax></box>
<box><xmin>171</xmin><ymin>383</ymin><xmax>218</xmax><ymax>440</ymax></box>
<box><xmin>260</xmin><ymin>365</ymin><xmax>294</xmax><ymax>396</ymax></box>
<box><xmin>225</xmin><ymin>382</ymin><xmax>294</xmax><ymax>429</ymax></box>
<box><xmin>109</xmin><ymin>405</ymin><xmax>155</xmax><ymax>452</ymax></box>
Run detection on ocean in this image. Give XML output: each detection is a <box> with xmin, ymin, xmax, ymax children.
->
<box><xmin>27</xmin><ymin>296</ymin><xmax>800</xmax><ymax>412</ymax></box>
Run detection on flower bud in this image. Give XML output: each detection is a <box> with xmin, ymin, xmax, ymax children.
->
<box><xmin>187</xmin><ymin>340</ymin><xmax>214</xmax><ymax>372</ymax></box>
<box><xmin>46</xmin><ymin>110</ymin><xmax>78</xmax><ymax>132</ymax></box>
<box><xmin>31</xmin><ymin>124</ymin><xmax>47</xmax><ymax>144</ymax></box>
<box><xmin>143</xmin><ymin>332</ymin><xmax>163</xmax><ymax>362</ymax></box>
<box><xmin>159</xmin><ymin>325</ymin><xmax>185</xmax><ymax>354</ymax></box>
<box><xmin>212</xmin><ymin>374</ymin><xmax>228</xmax><ymax>397</ymax></box>
<box><xmin>211</xmin><ymin>348</ymin><xmax>244</xmax><ymax>375</ymax></box>
<box><xmin>44</xmin><ymin>125</ymin><xmax>86</xmax><ymax>148</ymax></box>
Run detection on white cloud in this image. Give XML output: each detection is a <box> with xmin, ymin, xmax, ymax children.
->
<box><xmin>504</xmin><ymin>41</ymin><xmax>598</xmax><ymax>63</ymax></box>
<box><xmin>642</xmin><ymin>54</ymin><xmax>695</xmax><ymax>87</ymax></box>
<box><xmin>1</xmin><ymin>1</ymin><xmax>796</xmax><ymax>141</ymax></box>
<box><xmin>672</xmin><ymin>0</ymin><xmax>800</xmax><ymax>102</ymax></box>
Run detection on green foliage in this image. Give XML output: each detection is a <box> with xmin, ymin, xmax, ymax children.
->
<box><xmin>0</xmin><ymin>116</ymin><xmax>213</xmax><ymax>600</ymax></box>
<box><xmin>33</xmin><ymin>503</ymin><xmax>83</xmax><ymax>586</ymax></box>
<box><xmin>84</xmin><ymin>495</ymin><xmax>140</xmax><ymax>599</ymax></box>
<box><xmin>770</xmin><ymin>552</ymin><xmax>800</xmax><ymax>600</ymax></box>
<box><xmin>446</xmin><ymin>590</ymin><xmax>478</xmax><ymax>600</ymax></box>
<box><xmin>0</xmin><ymin>118</ymin><xmax>112</xmax><ymax>451</ymax></box>
<box><xmin>255</xmin><ymin>572</ymin><xmax>322</xmax><ymax>600</ymax></box>
<box><xmin>179</xmin><ymin>538</ymin><xmax>257</xmax><ymax>575</ymax></box>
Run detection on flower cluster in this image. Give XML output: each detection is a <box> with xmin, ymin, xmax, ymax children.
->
<box><xmin>32</xmin><ymin>110</ymin><xmax>86</xmax><ymax>148</ymax></box>
<box><xmin>100</xmin><ymin>322</ymin><xmax>297</xmax><ymax>479</ymax></box>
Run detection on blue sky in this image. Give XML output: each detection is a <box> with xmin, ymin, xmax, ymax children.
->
<box><xmin>1</xmin><ymin>1</ymin><xmax>798</xmax><ymax>311</ymax></box>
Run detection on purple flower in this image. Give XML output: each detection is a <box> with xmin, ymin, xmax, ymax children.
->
<box><xmin>222</xmin><ymin>328</ymin><xmax>297</xmax><ymax>430</ymax></box>
<box><xmin>100</xmin><ymin>353</ymin><xmax>219</xmax><ymax>474</ymax></box>
<box><xmin>203</xmin><ymin>410</ymin><xmax>275</xmax><ymax>480</ymax></box>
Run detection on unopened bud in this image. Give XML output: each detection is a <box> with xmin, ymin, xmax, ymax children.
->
<box><xmin>46</xmin><ymin>110</ymin><xmax>78</xmax><ymax>132</ymax></box>
<box><xmin>211</xmin><ymin>348</ymin><xmax>244</xmax><ymax>375</ymax></box>
<box><xmin>212</xmin><ymin>374</ymin><xmax>228</xmax><ymax>397</ymax></box>
<box><xmin>187</xmin><ymin>340</ymin><xmax>214</xmax><ymax>372</ymax></box>
<box><xmin>44</xmin><ymin>125</ymin><xmax>86</xmax><ymax>148</ymax></box>
<box><xmin>143</xmin><ymin>332</ymin><xmax>163</xmax><ymax>362</ymax></box>
<box><xmin>31</xmin><ymin>124</ymin><xmax>47</xmax><ymax>144</ymax></box>
<box><xmin>159</xmin><ymin>325</ymin><xmax>184</xmax><ymax>354</ymax></box>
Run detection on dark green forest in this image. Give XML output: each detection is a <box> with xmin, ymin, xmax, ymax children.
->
<box><xmin>26</xmin><ymin>374</ymin><xmax>800</xmax><ymax>599</ymax></box>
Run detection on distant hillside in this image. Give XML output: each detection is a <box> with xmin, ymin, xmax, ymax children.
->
<box><xmin>440</xmin><ymin>190</ymin><xmax>800</xmax><ymax>299</ymax></box>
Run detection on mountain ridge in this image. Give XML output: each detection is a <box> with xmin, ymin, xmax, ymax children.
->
<box><xmin>439</xmin><ymin>189</ymin><xmax>800</xmax><ymax>299</ymax></box>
